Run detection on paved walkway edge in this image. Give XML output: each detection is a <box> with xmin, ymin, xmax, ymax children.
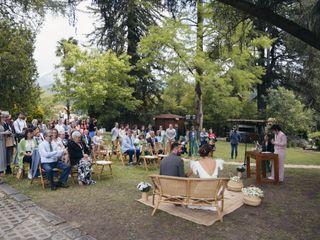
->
<box><xmin>224</xmin><ymin>161</ymin><xmax>320</xmax><ymax>169</ymax></box>
<box><xmin>0</xmin><ymin>183</ymin><xmax>97</xmax><ymax>240</ymax></box>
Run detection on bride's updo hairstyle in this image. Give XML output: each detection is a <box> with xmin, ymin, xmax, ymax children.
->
<box><xmin>198</xmin><ymin>143</ymin><xmax>213</xmax><ymax>157</ymax></box>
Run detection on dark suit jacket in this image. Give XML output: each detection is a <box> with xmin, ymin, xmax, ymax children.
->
<box><xmin>262</xmin><ymin>141</ymin><xmax>274</xmax><ymax>153</ymax></box>
<box><xmin>67</xmin><ymin>140</ymin><xmax>90</xmax><ymax>166</ymax></box>
<box><xmin>160</xmin><ymin>154</ymin><xmax>185</xmax><ymax>177</ymax></box>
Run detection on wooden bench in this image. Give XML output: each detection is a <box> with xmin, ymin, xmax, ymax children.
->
<box><xmin>150</xmin><ymin>175</ymin><xmax>229</xmax><ymax>222</ymax></box>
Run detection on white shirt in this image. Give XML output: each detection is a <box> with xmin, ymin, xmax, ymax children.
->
<box><xmin>13</xmin><ymin>118</ymin><xmax>27</xmax><ymax>134</ymax></box>
<box><xmin>55</xmin><ymin>124</ymin><xmax>65</xmax><ymax>133</ymax></box>
<box><xmin>38</xmin><ymin>140</ymin><xmax>64</xmax><ymax>163</ymax></box>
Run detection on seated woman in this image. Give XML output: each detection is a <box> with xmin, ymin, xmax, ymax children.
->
<box><xmin>187</xmin><ymin>143</ymin><xmax>224</xmax><ymax>178</ymax></box>
<box><xmin>91</xmin><ymin>130</ymin><xmax>104</xmax><ymax>146</ymax></box>
<box><xmin>186</xmin><ymin>143</ymin><xmax>224</xmax><ymax>211</ymax></box>
<box><xmin>18</xmin><ymin>128</ymin><xmax>38</xmax><ymax>179</ymax></box>
<box><xmin>67</xmin><ymin>131</ymin><xmax>95</xmax><ymax>185</ymax></box>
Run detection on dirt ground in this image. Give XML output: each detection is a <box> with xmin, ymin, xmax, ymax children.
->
<box><xmin>26</xmin><ymin>165</ymin><xmax>319</xmax><ymax>240</ymax></box>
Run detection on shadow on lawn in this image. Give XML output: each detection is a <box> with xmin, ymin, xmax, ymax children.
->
<box><xmin>4</xmin><ymin>161</ymin><xmax>320</xmax><ymax>240</ymax></box>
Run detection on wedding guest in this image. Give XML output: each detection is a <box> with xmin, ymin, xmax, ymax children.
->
<box><xmin>166</xmin><ymin>124</ymin><xmax>176</xmax><ymax>145</ymax></box>
<box><xmin>208</xmin><ymin>128</ymin><xmax>216</xmax><ymax>141</ymax></box>
<box><xmin>55</xmin><ymin>118</ymin><xmax>65</xmax><ymax>134</ymax></box>
<box><xmin>174</xmin><ymin>123</ymin><xmax>180</xmax><ymax>141</ymax></box>
<box><xmin>67</xmin><ymin>131</ymin><xmax>90</xmax><ymax>167</ymax></box>
<box><xmin>146</xmin><ymin>131</ymin><xmax>158</xmax><ymax>154</ymax></box>
<box><xmin>17</xmin><ymin>128</ymin><xmax>38</xmax><ymax>179</ymax></box>
<box><xmin>2</xmin><ymin>112</ymin><xmax>14</xmax><ymax>174</ymax></box>
<box><xmin>0</xmin><ymin>113</ymin><xmax>9</xmax><ymax>182</ymax></box>
<box><xmin>199</xmin><ymin>128</ymin><xmax>208</xmax><ymax>146</ymax></box>
<box><xmin>188</xmin><ymin>126</ymin><xmax>198</xmax><ymax>156</ymax></box>
<box><xmin>119</xmin><ymin>124</ymin><xmax>126</xmax><ymax>143</ymax></box>
<box><xmin>111</xmin><ymin>122</ymin><xmax>119</xmax><ymax>150</ymax></box>
<box><xmin>92</xmin><ymin>130</ymin><xmax>104</xmax><ymax>146</ymax></box>
<box><xmin>229</xmin><ymin>126</ymin><xmax>240</xmax><ymax>159</ymax></box>
<box><xmin>33</xmin><ymin>127</ymin><xmax>45</xmax><ymax>145</ymax></box>
<box><xmin>82</xmin><ymin>129</ymin><xmax>91</xmax><ymax>150</ymax></box>
<box><xmin>160</xmin><ymin>142</ymin><xmax>184</xmax><ymax>177</ymax></box>
<box><xmin>13</xmin><ymin>112</ymin><xmax>27</xmax><ymax>142</ymax></box>
<box><xmin>88</xmin><ymin>118</ymin><xmax>97</xmax><ymax>138</ymax></box>
<box><xmin>270</xmin><ymin>125</ymin><xmax>287</xmax><ymax>182</ymax></box>
<box><xmin>122</xmin><ymin>130</ymin><xmax>140</xmax><ymax>165</ymax></box>
<box><xmin>39</xmin><ymin>131</ymin><xmax>70</xmax><ymax>190</ymax></box>
<box><xmin>30</xmin><ymin>119</ymin><xmax>38</xmax><ymax>130</ymax></box>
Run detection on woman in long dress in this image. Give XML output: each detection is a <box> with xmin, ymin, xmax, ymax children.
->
<box><xmin>186</xmin><ymin>143</ymin><xmax>224</xmax><ymax>211</ymax></box>
<box><xmin>0</xmin><ymin>114</ymin><xmax>8</xmax><ymax>182</ymax></box>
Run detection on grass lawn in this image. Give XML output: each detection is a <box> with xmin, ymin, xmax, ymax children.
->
<box><xmin>4</xmin><ymin>155</ymin><xmax>320</xmax><ymax>240</ymax></box>
<box><xmin>214</xmin><ymin>140</ymin><xmax>320</xmax><ymax>166</ymax></box>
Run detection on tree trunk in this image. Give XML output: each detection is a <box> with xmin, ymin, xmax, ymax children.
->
<box><xmin>195</xmin><ymin>0</ymin><xmax>204</xmax><ymax>131</ymax></box>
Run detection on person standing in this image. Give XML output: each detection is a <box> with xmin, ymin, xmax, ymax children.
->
<box><xmin>199</xmin><ymin>128</ymin><xmax>208</xmax><ymax>147</ymax></box>
<box><xmin>88</xmin><ymin>118</ymin><xmax>97</xmax><ymax>138</ymax></box>
<box><xmin>2</xmin><ymin>112</ymin><xmax>15</xmax><ymax>174</ymax></box>
<box><xmin>270</xmin><ymin>125</ymin><xmax>287</xmax><ymax>182</ymax></box>
<box><xmin>174</xmin><ymin>123</ymin><xmax>180</xmax><ymax>141</ymax></box>
<box><xmin>261</xmin><ymin>134</ymin><xmax>274</xmax><ymax>172</ymax></box>
<box><xmin>13</xmin><ymin>112</ymin><xmax>27</xmax><ymax>142</ymax></box>
<box><xmin>188</xmin><ymin>126</ymin><xmax>198</xmax><ymax>156</ymax></box>
<box><xmin>111</xmin><ymin>122</ymin><xmax>119</xmax><ymax>151</ymax></box>
<box><xmin>165</xmin><ymin>124</ymin><xmax>176</xmax><ymax>153</ymax></box>
<box><xmin>229</xmin><ymin>126</ymin><xmax>240</xmax><ymax>159</ymax></box>
<box><xmin>0</xmin><ymin>113</ymin><xmax>9</xmax><ymax>182</ymax></box>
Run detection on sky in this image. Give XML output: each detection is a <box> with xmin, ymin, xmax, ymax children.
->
<box><xmin>34</xmin><ymin>1</ymin><xmax>94</xmax><ymax>87</ymax></box>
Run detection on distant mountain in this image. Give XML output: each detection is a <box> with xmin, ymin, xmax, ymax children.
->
<box><xmin>37</xmin><ymin>68</ymin><xmax>62</xmax><ymax>90</ymax></box>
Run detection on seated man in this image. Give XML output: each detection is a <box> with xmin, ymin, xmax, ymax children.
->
<box><xmin>121</xmin><ymin>130</ymin><xmax>140</xmax><ymax>165</ymax></box>
<box><xmin>160</xmin><ymin>142</ymin><xmax>185</xmax><ymax>177</ymax></box>
<box><xmin>38</xmin><ymin>130</ymin><xmax>71</xmax><ymax>190</ymax></box>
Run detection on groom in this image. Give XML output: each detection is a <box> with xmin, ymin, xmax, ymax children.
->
<box><xmin>160</xmin><ymin>142</ymin><xmax>185</xmax><ymax>177</ymax></box>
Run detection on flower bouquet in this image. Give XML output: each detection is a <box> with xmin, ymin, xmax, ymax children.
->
<box><xmin>242</xmin><ymin>186</ymin><xmax>264</xmax><ymax>206</ymax></box>
<box><xmin>137</xmin><ymin>182</ymin><xmax>152</xmax><ymax>201</ymax></box>
<box><xmin>227</xmin><ymin>176</ymin><xmax>244</xmax><ymax>192</ymax></box>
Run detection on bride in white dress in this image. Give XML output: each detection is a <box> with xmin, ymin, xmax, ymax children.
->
<box><xmin>187</xmin><ymin>143</ymin><xmax>224</xmax><ymax>211</ymax></box>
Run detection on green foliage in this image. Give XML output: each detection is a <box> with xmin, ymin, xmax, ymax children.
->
<box><xmin>309</xmin><ymin>131</ymin><xmax>320</xmax><ymax>149</ymax></box>
<box><xmin>0</xmin><ymin>20</ymin><xmax>40</xmax><ymax>114</ymax></box>
<box><xmin>52</xmin><ymin>43</ymin><xmax>141</xmax><ymax>120</ymax></box>
<box><xmin>139</xmin><ymin>15</ymin><xmax>269</xmax><ymax>126</ymax></box>
<box><xmin>266</xmin><ymin>87</ymin><xmax>314</xmax><ymax>136</ymax></box>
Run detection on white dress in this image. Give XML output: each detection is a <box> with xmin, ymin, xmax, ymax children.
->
<box><xmin>190</xmin><ymin>159</ymin><xmax>224</xmax><ymax>178</ymax></box>
<box><xmin>188</xmin><ymin>158</ymin><xmax>224</xmax><ymax>211</ymax></box>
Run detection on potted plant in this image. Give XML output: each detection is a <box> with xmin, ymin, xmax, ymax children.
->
<box><xmin>137</xmin><ymin>182</ymin><xmax>152</xmax><ymax>201</ymax></box>
<box><xmin>227</xmin><ymin>176</ymin><xmax>244</xmax><ymax>192</ymax></box>
<box><xmin>242</xmin><ymin>186</ymin><xmax>264</xmax><ymax>206</ymax></box>
<box><xmin>236</xmin><ymin>165</ymin><xmax>246</xmax><ymax>178</ymax></box>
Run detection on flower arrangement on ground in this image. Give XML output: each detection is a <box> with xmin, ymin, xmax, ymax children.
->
<box><xmin>227</xmin><ymin>175</ymin><xmax>243</xmax><ymax>192</ymax></box>
<box><xmin>242</xmin><ymin>186</ymin><xmax>264</xmax><ymax>198</ymax></box>
<box><xmin>230</xmin><ymin>176</ymin><xmax>241</xmax><ymax>183</ymax></box>
<box><xmin>137</xmin><ymin>182</ymin><xmax>152</xmax><ymax>192</ymax></box>
<box><xmin>242</xmin><ymin>186</ymin><xmax>264</xmax><ymax>206</ymax></box>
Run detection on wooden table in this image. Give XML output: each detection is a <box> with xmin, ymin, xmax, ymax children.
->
<box><xmin>245</xmin><ymin>151</ymin><xmax>279</xmax><ymax>185</ymax></box>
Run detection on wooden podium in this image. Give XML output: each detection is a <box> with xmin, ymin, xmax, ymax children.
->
<box><xmin>245</xmin><ymin>151</ymin><xmax>279</xmax><ymax>185</ymax></box>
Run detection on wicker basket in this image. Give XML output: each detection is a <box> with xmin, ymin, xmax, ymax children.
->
<box><xmin>227</xmin><ymin>180</ymin><xmax>244</xmax><ymax>192</ymax></box>
<box><xmin>243</xmin><ymin>195</ymin><xmax>261</xmax><ymax>206</ymax></box>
